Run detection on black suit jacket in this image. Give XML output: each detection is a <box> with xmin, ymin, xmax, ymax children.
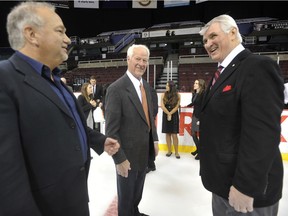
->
<box><xmin>105</xmin><ymin>73</ymin><xmax>158</xmax><ymax>170</ymax></box>
<box><xmin>0</xmin><ymin>54</ymin><xmax>107</xmax><ymax>216</ymax></box>
<box><xmin>199</xmin><ymin>49</ymin><xmax>284</xmax><ymax>207</ymax></box>
<box><xmin>91</xmin><ymin>84</ymin><xmax>103</xmax><ymax>102</ymax></box>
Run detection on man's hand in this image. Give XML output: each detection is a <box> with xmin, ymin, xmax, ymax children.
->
<box><xmin>104</xmin><ymin>137</ymin><xmax>120</xmax><ymax>156</ymax></box>
<box><xmin>116</xmin><ymin>160</ymin><xmax>131</xmax><ymax>178</ymax></box>
<box><xmin>228</xmin><ymin>185</ymin><xmax>254</xmax><ymax>213</ymax></box>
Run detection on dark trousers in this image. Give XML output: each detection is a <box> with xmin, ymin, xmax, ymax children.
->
<box><xmin>192</xmin><ymin>133</ymin><xmax>199</xmax><ymax>154</ymax></box>
<box><xmin>212</xmin><ymin>193</ymin><xmax>279</xmax><ymax>216</ymax></box>
<box><xmin>117</xmin><ymin>169</ymin><xmax>146</xmax><ymax>216</ymax></box>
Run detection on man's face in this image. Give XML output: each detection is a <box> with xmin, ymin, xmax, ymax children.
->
<box><xmin>127</xmin><ymin>47</ymin><xmax>149</xmax><ymax>80</ymax></box>
<box><xmin>90</xmin><ymin>79</ymin><xmax>96</xmax><ymax>86</ymax></box>
<box><xmin>33</xmin><ymin>7</ymin><xmax>71</xmax><ymax>69</ymax></box>
<box><xmin>202</xmin><ymin>22</ymin><xmax>236</xmax><ymax>63</ymax></box>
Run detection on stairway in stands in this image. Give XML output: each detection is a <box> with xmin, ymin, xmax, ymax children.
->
<box><xmin>156</xmin><ymin>53</ymin><xmax>179</xmax><ymax>92</ymax></box>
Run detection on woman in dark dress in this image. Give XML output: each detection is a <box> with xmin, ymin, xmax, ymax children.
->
<box><xmin>161</xmin><ymin>80</ymin><xmax>181</xmax><ymax>159</ymax></box>
<box><xmin>187</xmin><ymin>79</ymin><xmax>206</xmax><ymax>160</ymax></box>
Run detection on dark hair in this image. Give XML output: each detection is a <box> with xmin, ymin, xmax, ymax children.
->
<box><xmin>163</xmin><ymin>80</ymin><xmax>179</xmax><ymax>107</ymax></box>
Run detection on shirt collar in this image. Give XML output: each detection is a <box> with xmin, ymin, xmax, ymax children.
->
<box><xmin>16</xmin><ymin>51</ymin><xmax>61</xmax><ymax>77</ymax></box>
<box><xmin>126</xmin><ymin>70</ymin><xmax>143</xmax><ymax>88</ymax></box>
<box><xmin>219</xmin><ymin>43</ymin><xmax>245</xmax><ymax>69</ymax></box>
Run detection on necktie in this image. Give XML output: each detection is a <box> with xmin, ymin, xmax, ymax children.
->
<box><xmin>140</xmin><ymin>83</ymin><xmax>151</xmax><ymax>129</ymax></box>
<box><xmin>211</xmin><ymin>66</ymin><xmax>223</xmax><ymax>87</ymax></box>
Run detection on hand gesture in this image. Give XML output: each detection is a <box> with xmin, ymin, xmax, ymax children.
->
<box><xmin>104</xmin><ymin>137</ymin><xmax>120</xmax><ymax>156</ymax></box>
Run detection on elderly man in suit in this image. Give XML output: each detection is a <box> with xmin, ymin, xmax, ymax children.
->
<box><xmin>105</xmin><ymin>44</ymin><xmax>159</xmax><ymax>216</ymax></box>
<box><xmin>199</xmin><ymin>14</ymin><xmax>284</xmax><ymax>216</ymax></box>
<box><xmin>0</xmin><ymin>2</ymin><xmax>119</xmax><ymax>216</ymax></box>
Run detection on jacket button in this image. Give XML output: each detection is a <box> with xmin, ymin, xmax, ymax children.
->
<box><xmin>80</xmin><ymin>167</ymin><xmax>85</xmax><ymax>171</ymax></box>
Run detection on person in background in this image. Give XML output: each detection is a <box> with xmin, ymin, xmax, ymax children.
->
<box><xmin>146</xmin><ymin>85</ymin><xmax>159</xmax><ymax>173</ymax></box>
<box><xmin>89</xmin><ymin>75</ymin><xmax>103</xmax><ymax>103</ymax></box>
<box><xmin>105</xmin><ymin>44</ymin><xmax>159</xmax><ymax>216</ymax></box>
<box><xmin>187</xmin><ymin>79</ymin><xmax>206</xmax><ymax>160</ymax></box>
<box><xmin>161</xmin><ymin>80</ymin><xmax>181</xmax><ymax>159</ymax></box>
<box><xmin>199</xmin><ymin>14</ymin><xmax>284</xmax><ymax>216</ymax></box>
<box><xmin>77</xmin><ymin>82</ymin><xmax>97</xmax><ymax>129</ymax></box>
<box><xmin>0</xmin><ymin>2</ymin><xmax>119</xmax><ymax>216</ymax></box>
<box><xmin>284</xmin><ymin>78</ymin><xmax>288</xmax><ymax>109</ymax></box>
<box><xmin>89</xmin><ymin>75</ymin><xmax>103</xmax><ymax>131</ymax></box>
<box><xmin>60</xmin><ymin>76</ymin><xmax>73</xmax><ymax>92</ymax></box>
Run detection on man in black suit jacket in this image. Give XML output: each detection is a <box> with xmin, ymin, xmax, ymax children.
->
<box><xmin>89</xmin><ymin>75</ymin><xmax>103</xmax><ymax>102</ymax></box>
<box><xmin>105</xmin><ymin>44</ymin><xmax>159</xmax><ymax>216</ymax></box>
<box><xmin>0</xmin><ymin>2</ymin><xmax>119</xmax><ymax>216</ymax></box>
<box><xmin>199</xmin><ymin>15</ymin><xmax>284</xmax><ymax>215</ymax></box>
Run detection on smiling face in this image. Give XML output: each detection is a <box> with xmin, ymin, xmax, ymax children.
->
<box><xmin>20</xmin><ymin>6</ymin><xmax>71</xmax><ymax>70</ymax></box>
<box><xmin>202</xmin><ymin>22</ymin><xmax>238</xmax><ymax>63</ymax></box>
<box><xmin>127</xmin><ymin>46</ymin><xmax>149</xmax><ymax>80</ymax></box>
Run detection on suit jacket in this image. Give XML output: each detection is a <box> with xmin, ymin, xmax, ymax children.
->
<box><xmin>77</xmin><ymin>94</ymin><xmax>95</xmax><ymax>120</ymax></box>
<box><xmin>199</xmin><ymin>49</ymin><xmax>284</xmax><ymax>207</ymax></box>
<box><xmin>187</xmin><ymin>92</ymin><xmax>205</xmax><ymax>119</ymax></box>
<box><xmin>0</xmin><ymin>54</ymin><xmax>107</xmax><ymax>216</ymax></box>
<box><xmin>91</xmin><ymin>84</ymin><xmax>103</xmax><ymax>102</ymax></box>
<box><xmin>105</xmin><ymin>73</ymin><xmax>158</xmax><ymax>171</ymax></box>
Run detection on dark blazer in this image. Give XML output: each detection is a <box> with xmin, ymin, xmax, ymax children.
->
<box><xmin>199</xmin><ymin>49</ymin><xmax>284</xmax><ymax>207</ymax></box>
<box><xmin>0</xmin><ymin>54</ymin><xmax>107</xmax><ymax>216</ymax></box>
<box><xmin>187</xmin><ymin>92</ymin><xmax>205</xmax><ymax>119</ymax></box>
<box><xmin>77</xmin><ymin>94</ymin><xmax>95</xmax><ymax>120</ymax></box>
<box><xmin>105</xmin><ymin>73</ymin><xmax>158</xmax><ymax>171</ymax></box>
<box><xmin>91</xmin><ymin>84</ymin><xmax>103</xmax><ymax>102</ymax></box>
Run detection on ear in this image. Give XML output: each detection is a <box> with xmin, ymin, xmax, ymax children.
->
<box><xmin>23</xmin><ymin>25</ymin><xmax>39</xmax><ymax>46</ymax></box>
<box><xmin>229</xmin><ymin>27</ymin><xmax>238</xmax><ymax>40</ymax></box>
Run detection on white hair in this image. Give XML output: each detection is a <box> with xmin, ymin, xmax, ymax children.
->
<box><xmin>6</xmin><ymin>2</ymin><xmax>55</xmax><ymax>50</ymax></box>
<box><xmin>199</xmin><ymin>14</ymin><xmax>242</xmax><ymax>43</ymax></box>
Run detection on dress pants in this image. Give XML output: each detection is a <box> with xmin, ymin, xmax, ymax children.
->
<box><xmin>212</xmin><ymin>193</ymin><xmax>279</xmax><ymax>216</ymax></box>
<box><xmin>117</xmin><ymin>169</ymin><xmax>146</xmax><ymax>216</ymax></box>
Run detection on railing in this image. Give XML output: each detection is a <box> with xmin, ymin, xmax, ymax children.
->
<box><xmin>77</xmin><ymin>56</ymin><xmax>164</xmax><ymax>68</ymax></box>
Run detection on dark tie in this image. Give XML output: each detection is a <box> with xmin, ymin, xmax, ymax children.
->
<box><xmin>140</xmin><ymin>83</ymin><xmax>151</xmax><ymax>129</ymax></box>
<box><xmin>211</xmin><ymin>65</ymin><xmax>223</xmax><ymax>87</ymax></box>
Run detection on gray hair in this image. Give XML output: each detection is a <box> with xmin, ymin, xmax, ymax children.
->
<box><xmin>6</xmin><ymin>2</ymin><xmax>55</xmax><ymax>50</ymax></box>
<box><xmin>127</xmin><ymin>44</ymin><xmax>150</xmax><ymax>58</ymax></box>
<box><xmin>199</xmin><ymin>14</ymin><xmax>242</xmax><ymax>43</ymax></box>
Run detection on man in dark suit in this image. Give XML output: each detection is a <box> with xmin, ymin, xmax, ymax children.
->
<box><xmin>199</xmin><ymin>15</ymin><xmax>284</xmax><ymax>216</ymax></box>
<box><xmin>89</xmin><ymin>75</ymin><xmax>103</xmax><ymax>102</ymax></box>
<box><xmin>105</xmin><ymin>44</ymin><xmax>159</xmax><ymax>216</ymax></box>
<box><xmin>0</xmin><ymin>2</ymin><xmax>119</xmax><ymax>216</ymax></box>
<box><xmin>89</xmin><ymin>75</ymin><xmax>103</xmax><ymax>131</ymax></box>
<box><xmin>146</xmin><ymin>85</ymin><xmax>159</xmax><ymax>173</ymax></box>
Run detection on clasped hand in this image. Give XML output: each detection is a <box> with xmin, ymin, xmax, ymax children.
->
<box><xmin>228</xmin><ymin>185</ymin><xmax>254</xmax><ymax>213</ymax></box>
<box><xmin>116</xmin><ymin>160</ymin><xmax>131</xmax><ymax>178</ymax></box>
<box><xmin>104</xmin><ymin>137</ymin><xmax>120</xmax><ymax>156</ymax></box>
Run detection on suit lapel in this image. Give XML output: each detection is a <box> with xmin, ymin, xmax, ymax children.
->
<box><xmin>123</xmin><ymin>74</ymin><xmax>149</xmax><ymax>125</ymax></box>
<box><xmin>10</xmin><ymin>54</ymin><xmax>73</xmax><ymax>118</ymax></box>
<box><xmin>202</xmin><ymin>49</ymin><xmax>251</xmax><ymax>110</ymax></box>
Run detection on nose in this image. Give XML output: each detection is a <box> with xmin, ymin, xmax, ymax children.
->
<box><xmin>65</xmin><ymin>34</ymin><xmax>71</xmax><ymax>45</ymax></box>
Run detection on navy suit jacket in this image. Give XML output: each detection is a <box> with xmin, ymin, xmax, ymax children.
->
<box><xmin>0</xmin><ymin>54</ymin><xmax>107</xmax><ymax>216</ymax></box>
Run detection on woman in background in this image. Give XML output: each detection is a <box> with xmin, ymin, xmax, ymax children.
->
<box><xmin>161</xmin><ymin>80</ymin><xmax>181</xmax><ymax>159</ymax></box>
<box><xmin>77</xmin><ymin>83</ymin><xmax>97</xmax><ymax>129</ymax></box>
<box><xmin>187</xmin><ymin>79</ymin><xmax>206</xmax><ymax>160</ymax></box>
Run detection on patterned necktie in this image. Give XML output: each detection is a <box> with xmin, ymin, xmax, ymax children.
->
<box><xmin>211</xmin><ymin>65</ymin><xmax>223</xmax><ymax>87</ymax></box>
<box><xmin>140</xmin><ymin>83</ymin><xmax>151</xmax><ymax>129</ymax></box>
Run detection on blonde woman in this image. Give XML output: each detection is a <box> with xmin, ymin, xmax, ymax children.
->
<box><xmin>77</xmin><ymin>83</ymin><xmax>97</xmax><ymax>129</ymax></box>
